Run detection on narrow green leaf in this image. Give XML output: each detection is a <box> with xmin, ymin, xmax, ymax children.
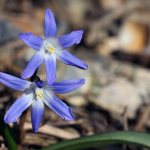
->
<box><xmin>42</xmin><ymin>131</ymin><xmax>150</xmax><ymax>150</ymax></box>
<box><xmin>0</xmin><ymin>113</ymin><xmax>17</xmax><ymax>150</ymax></box>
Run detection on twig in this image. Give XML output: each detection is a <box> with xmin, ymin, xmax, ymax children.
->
<box><xmin>122</xmin><ymin>106</ymin><xmax>128</xmax><ymax>131</ymax></box>
<box><xmin>135</xmin><ymin>105</ymin><xmax>150</xmax><ymax>131</ymax></box>
<box><xmin>24</xmin><ymin>122</ymin><xmax>80</xmax><ymax>139</ymax></box>
<box><xmin>17</xmin><ymin>109</ymin><xmax>28</xmax><ymax>150</ymax></box>
<box><xmin>87</xmin><ymin>1</ymin><xmax>149</xmax><ymax>44</ymax></box>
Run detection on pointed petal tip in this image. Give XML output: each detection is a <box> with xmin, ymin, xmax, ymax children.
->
<box><xmin>80</xmin><ymin>78</ymin><xmax>85</xmax><ymax>85</ymax></box>
<box><xmin>83</xmin><ymin>63</ymin><xmax>88</xmax><ymax>70</ymax></box>
<box><xmin>33</xmin><ymin>128</ymin><xmax>39</xmax><ymax>133</ymax></box>
<box><xmin>0</xmin><ymin>72</ymin><xmax>3</xmax><ymax>76</ymax></box>
<box><xmin>4</xmin><ymin>120</ymin><xmax>9</xmax><ymax>124</ymax></box>
<box><xmin>4</xmin><ymin>113</ymin><xmax>14</xmax><ymax>124</ymax></box>
<box><xmin>72</xmin><ymin>30</ymin><xmax>84</xmax><ymax>35</ymax></box>
<box><xmin>62</xmin><ymin>107</ymin><xmax>75</xmax><ymax>121</ymax></box>
<box><xmin>18</xmin><ymin>32</ymin><xmax>31</xmax><ymax>38</ymax></box>
<box><xmin>50</xmin><ymin>78</ymin><xmax>85</xmax><ymax>94</ymax></box>
<box><xmin>64</xmin><ymin>108</ymin><xmax>75</xmax><ymax>121</ymax></box>
<box><xmin>0</xmin><ymin>72</ymin><xmax>31</xmax><ymax>91</ymax></box>
<box><xmin>58</xmin><ymin>30</ymin><xmax>84</xmax><ymax>48</ymax></box>
<box><xmin>43</xmin><ymin>93</ymin><xmax>75</xmax><ymax>121</ymax></box>
<box><xmin>77</xmin><ymin>62</ymin><xmax>88</xmax><ymax>70</ymax></box>
<box><xmin>72</xmin><ymin>30</ymin><xmax>84</xmax><ymax>44</ymax></box>
<box><xmin>0</xmin><ymin>72</ymin><xmax>7</xmax><ymax>77</ymax></box>
<box><xmin>44</xmin><ymin>8</ymin><xmax>57</xmax><ymax>37</ymax></box>
<box><xmin>18</xmin><ymin>32</ymin><xmax>43</xmax><ymax>50</ymax></box>
<box><xmin>77</xmin><ymin>78</ymin><xmax>85</xmax><ymax>85</ymax></box>
<box><xmin>45</xmin><ymin>8</ymin><xmax>52</xmax><ymax>14</ymax></box>
<box><xmin>57</xmin><ymin>50</ymin><xmax>88</xmax><ymax>70</ymax></box>
<box><xmin>18</xmin><ymin>33</ymin><xmax>23</xmax><ymax>38</ymax></box>
<box><xmin>4</xmin><ymin>95</ymin><xmax>33</xmax><ymax>124</ymax></box>
<box><xmin>31</xmin><ymin>100</ymin><xmax>44</xmax><ymax>133</ymax></box>
<box><xmin>4</xmin><ymin>116</ymin><xmax>9</xmax><ymax>124</ymax></box>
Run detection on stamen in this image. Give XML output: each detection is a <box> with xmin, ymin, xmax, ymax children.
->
<box><xmin>41</xmin><ymin>38</ymin><xmax>62</xmax><ymax>54</ymax></box>
<box><xmin>48</xmin><ymin>46</ymin><xmax>55</xmax><ymax>53</ymax></box>
<box><xmin>35</xmin><ymin>88</ymin><xmax>43</xmax><ymax>99</ymax></box>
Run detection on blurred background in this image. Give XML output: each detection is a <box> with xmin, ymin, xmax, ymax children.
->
<box><xmin>0</xmin><ymin>0</ymin><xmax>150</xmax><ymax>149</ymax></box>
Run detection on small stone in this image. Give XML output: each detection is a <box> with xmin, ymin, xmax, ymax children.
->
<box><xmin>89</xmin><ymin>77</ymin><xmax>142</xmax><ymax>118</ymax></box>
<box><xmin>100</xmin><ymin>0</ymin><xmax>126</xmax><ymax>11</ymax></box>
<box><xmin>118</xmin><ymin>20</ymin><xmax>148</xmax><ymax>54</ymax></box>
<box><xmin>64</xmin><ymin>127</ymin><xmax>80</xmax><ymax>138</ymax></box>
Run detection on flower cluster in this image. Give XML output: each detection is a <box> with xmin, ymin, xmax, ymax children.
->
<box><xmin>0</xmin><ymin>9</ymin><xmax>88</xmax><ymax>132</ymax></box>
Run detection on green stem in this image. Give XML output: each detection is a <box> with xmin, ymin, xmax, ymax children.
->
<box><xmin>42</xmin><ymin>131</ymin><xmax>150</xmax><ymax>150</ymax></box>
<box><xmin>0</xmin><ymin>113</ymin><xmax>17</xmax><ymax>150</ymax></box>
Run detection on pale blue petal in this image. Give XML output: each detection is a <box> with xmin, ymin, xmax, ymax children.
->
<box><xmin>58</xmin><ymin>30</ymin><xmax>83</xmax><ymax>48</ymax></box>
<box><xmin>45</xmin><ymin>54</ymin><xmax>56</xmax><ymax>85</ymax></box>
<box><xmin>4</xmin><ymin>94</ymin><xmax>33</xmax><ymax>123</ymax></box>
<box><xmin>44</xmin><ymin>9</ymin><xmax>57</xmax><ymax>37</ymax></box>
<box><xmin>0</xmin><ymin>72</ymin><xmax>31</xmax><ymax>91</ymax></box>
<box><xmin>51</xmin><ymin>79</ymin><xmax>85</xmax><ymax>94</ymax></box>
<box><xmin>31</xmin><ymin>100</ymin><xmax>44</xmax><ymax>132</ymax></box>
<box><xmin>18</xmin><ymin>32</ymin><xmax>43</xmax><ymax>50</ymax></box>
<box><xmin>58</xmin><ymin>56</ymin><xmax>70</xmax><ymax>65</ymax></box>
<box><xmin>21</xmin><ymin>52</ymin><xmax>44</xmax><ymax>79</ymax></box>
<box><xmin>56</xmin><ymin>50</ymin><xmax>88</xmax><ymax>69</ymax></box>
<box><xmin>43</xmin><ymin>91</ymin><xmax>75</xmax><ymax>120</ymax></box>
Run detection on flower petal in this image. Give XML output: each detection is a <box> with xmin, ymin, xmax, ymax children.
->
<box><xmin>31</xmin><ymin>99</ymin><xmax>44</xmax><ymax>132</ymax></box>
<box><xmin>4</xmin><ymin>94</ymin><xmax>33</xmax><ymax>123</ymax></box>
<box><xmin>44</xmin><ymin>9</ymin><xmax>57</xmax><ymax>37</ymax></box>
<box><xmin>56</xmin><ymin>50</ymin><xmax>88</xmax><ymax>69</ymax></box>
<box><xmin>0</xmin><ymin>72</ymin><xmax>31</xmax><ymax>91</ymax></box>
<box><xmin>50</xmin><ymin>79</ymin><xmax>85</xmax><ymax>94</ymax></box>
<box><xmin>43</xmin><ymin>91</ymin><xmax>75</xmax><ymax>120</ymax></box>
<box><xmin>58</xmin><ymin>30</ymin><xmax>83</xmax><ymax>48</ymax></box>
<box><xmin>18</xmin><ymin>32</ymin><xmax>43</xmax><ymax>50</ymax></box>
<box><xmin>21</xmin><ymin>52</ymin><xmax>44</xmax><ymax>79</ymax></box>
<box><xmin>45</xmin><ymin>54</ymin><xmax>56</xmax><ymax>85</ymax></box>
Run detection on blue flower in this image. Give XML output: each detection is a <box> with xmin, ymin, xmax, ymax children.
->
<box><xmin>18</xmin><ymin>9</ymin><xmax>88</xmax><ymax>85</ymax></box>
<box><xmin>0</xmin><ymin>72</ymin><xmax>85</xmax><ymax>132</ymax></box>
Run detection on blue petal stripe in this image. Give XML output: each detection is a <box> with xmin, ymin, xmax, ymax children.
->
<box><xmin>45</xmin><ymin>54</ymin><xmax>56</xmax><ymax>85</ymax></box>
<box><xmin>0</xmin><ymin>72</ymin><xmax>31</xmax><ymax>91</ymax></box>
<box><xmin>4</xmin><ymin>94</ymin><xmax>33</xmax><ymax>123</ymax></box>
<box><xmin>56</xmin><ymin>50</ymin><xmax>88</xmax><ymax>70</ymax></box>
<box><xmin>21</xmin><ymin>52</ymin><xmax>44</xmax><ymax>79</ymax></box>
<box><xmin>43</xmin><ymin>91</ymin><xmax>75</xmax><ymax>120</ymax></box>
<box><xmin>58</xmin><ymin>30</ymin><xmax>83</xmax><ymax>48</ymax></box>
<box><xmin>44</xmin><ymin>9</ymin><xmax>57</xmax><ymax>37</ymax></box>
<box><xmin>31</xmin><ymin>100</ymin><xmax>44</xmax><ymax>132</ymax></box>
<box><xmin>51</xmin><ymin>79</ymin><xmax>85</xmax><ymax>94</ymax></box>
<box><xmin>18</xmin><ymin>32</ymin><xmax>43</xmax><ymax>50</ymax></box>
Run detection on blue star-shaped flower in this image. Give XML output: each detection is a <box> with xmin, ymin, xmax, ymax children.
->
<box><xmin>18</xmin><ymin>9</ymin><xmax>88</xmax><ymax>85</ymax></box>
<box><xmin>0</xmin><ymin>72</ymin><xmax>84</xmax><ymax>132</ymax></box>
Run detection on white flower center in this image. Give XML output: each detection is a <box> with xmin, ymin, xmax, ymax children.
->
<box><xmin>41</xmin><ymin>37</ymin><xmax>62</xmax><ymax>54</ymax></box>
<box><xmin>35</xmin><ymin>88</ymin><xmax>44</xmax><ymax>99</ymax></box>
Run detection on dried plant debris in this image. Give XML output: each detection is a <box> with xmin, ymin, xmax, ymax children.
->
<box><xmin>0</xmin><ymin>0</ymin><xmax>150</xmax><ymax>149</ymax></box>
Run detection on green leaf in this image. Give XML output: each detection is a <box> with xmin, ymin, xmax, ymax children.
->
<box><xmin>42</xmin><ymin>131</ymin><xmax>150</xmax><ymax>150</ymax></box>
<box><xmin>0</xmin><ymin>113</ymin><xmax>17</xmax><ymax>150</ymax></box>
